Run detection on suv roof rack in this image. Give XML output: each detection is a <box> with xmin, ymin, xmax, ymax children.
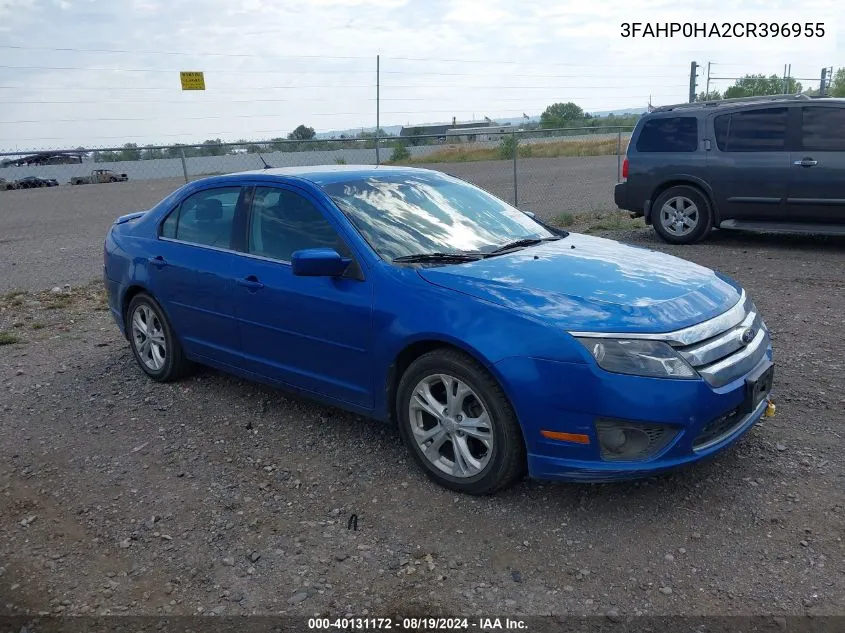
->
<box><xmin>652</xmin><ymin>93</ymin><xmax>810</xmax><ymax>113</ymax></box>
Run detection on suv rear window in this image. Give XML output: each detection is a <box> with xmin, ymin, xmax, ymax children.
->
<box><xmin>801</xmin><ymin>106</ymin><xmax>845</xmax><ymax>152</ymax></box>
<box><xmin>714</xmin><ymin>108</ymin><xmax>787</xmax><ymax>152</ymax></box>
<box><xmin>635</xmin><ymin>117</ymin><xmax>698</xmax><ymax>152</ymax></box>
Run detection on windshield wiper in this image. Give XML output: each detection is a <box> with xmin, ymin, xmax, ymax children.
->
<box><xmin>487</xmin><ymin>236</ymin><xmax>561</xmax><ymax>255</ymax></box>
<box><xmin>392</xmin><ymin>252</ymin><xmax>482</xmax><ymax>264</ymax></box>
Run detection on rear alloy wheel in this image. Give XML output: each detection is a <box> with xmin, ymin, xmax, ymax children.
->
<box><xmin>652</xmin><ymin>185</ymin><xmax>712</xmax><ymax>244</ymax></box>
<box><xmin>127</xmin><ymin>293</ymin><xmax>192</xmax><ymax>382</ymax></box>
<box><xmin>397</xmin><ymin>349</ymin><xmax>526</xmax><ymax>494</ymax></box>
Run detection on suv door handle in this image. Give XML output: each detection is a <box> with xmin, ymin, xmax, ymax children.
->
<box><xmin>236</xmin><ymin>275</ymin><xmax>264</xmax><ymax>290</ymax></box>
<box><xmin>148</xmin><ymin>255</ymin><xmax>167</xmax><ymax>268</ymax></box>
<box><xmin>793</xmin><ymin>157</ymin><xmax>818</xmax><ymax>167</ymax></box>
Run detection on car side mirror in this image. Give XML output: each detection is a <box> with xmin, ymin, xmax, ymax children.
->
<box><xmin>291</xmin><ymin>248</ymin><xmax>352</xmax><ymax>277</ymax></box>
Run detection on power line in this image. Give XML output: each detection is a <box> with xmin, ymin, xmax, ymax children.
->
<box><xmin>0</xmin><ymin>83</ymin><xmax>680</xmax><ymax>92</ymax></box>
<box><xmin>0</xmin><ymin>103</ymin><xmax>657</xmax><ymax>124</ymax></box>
<box><xmin>0</xmin><ymin>64</ymin><xmax>372</xmax><ymax>74</ymax></box>
<box><xmin>382</xmin><ymin>71</ymin><xmax>683</xmax><ymax>79</ymax></box>
<box><xmin>0</xmin><ymin>90</ymin><xmax>680</xmax><ymax>105</ymax></box>
<box><xmin>0</xmin><ymin>64</ymin><xmax>683</xmax><ymax>80</ymax></box>
<box><xmin>0</xmin><ymin>84</ymin><xmax>373</xmax><ymax>91</ymax></box>
<box><xmin>0</xmin><ymin>44</ymin><xmax>370</xmax><ymax>60</ymax></box>
<box><xmin>388</xmin><ymin>56</ymin><xmax>680</xmax><ymax>68</ymax></box>
<box><xmin>0</xmin><ymin>45</ymin><xmax>684</xmax><ymax>69</ymax></box>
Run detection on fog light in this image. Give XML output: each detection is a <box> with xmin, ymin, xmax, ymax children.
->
<box><xmin>594</xmin><ymin>418</ymin><xmax>677</xmax><ymax>462</ymax></box>
<box><xmin>601</xmin><ymin>427</ymin><xmax>627</xmax><ymax>452</ymax></box>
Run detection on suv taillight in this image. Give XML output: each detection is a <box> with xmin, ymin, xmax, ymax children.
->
<box><xmin>622</xmin><ymin>157</ymin><xmax>629</xmax><ymax>180</ymax></box>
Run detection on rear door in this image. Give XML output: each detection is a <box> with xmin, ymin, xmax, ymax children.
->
<box><xmin>786</xmin><ymin>104</ymin><xmax>845</xmax><ymax>223</ymax></box>
<box><xmin>707</xmin><ymin>106</ymin><xmax>790</xmax><ymax>221</ymax></box>
<box><xmin>629</xmin><ymin>115</ymin><xmax>704</xmax><ymax>215</ymax></box>
<box><xmin>150</xmin><ymin>185</ymin><xmax>247</xmax><ymax>366</ymax></box>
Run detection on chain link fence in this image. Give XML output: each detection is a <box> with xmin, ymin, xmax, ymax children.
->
<box><xmin>0</xmin><ymin>126</ymin><xmax>632</xmax><ymax>219</ymax></box>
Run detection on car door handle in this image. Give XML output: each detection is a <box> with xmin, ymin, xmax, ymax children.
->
<box><xmin>148</xmin><ymin>255</ymin><xmax>167</xmax><ymax>268</ymax></box>
<box><xmin>237</xmin><ymin>275</ymin><xmax>264</xmax><ymax>290</ymax></box>
<box><xmin>793</xmin><ymin>158</ymin><xmax>818</xmax><ymax>167</ymax></box>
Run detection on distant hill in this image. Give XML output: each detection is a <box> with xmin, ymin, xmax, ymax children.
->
<box><xmin>588</xmin><ymin>107</ymin><xmax>648</xmax><ymax>117</ymax></box>
<box><xmin>316</xmin><ymin>125</ymin><xmax>403</xmax><ymax>139</ymax></box>
<box><xmin>315</xmin><ymin>109</ymin><xmax>645</xmax><ymax>139</ymax></box>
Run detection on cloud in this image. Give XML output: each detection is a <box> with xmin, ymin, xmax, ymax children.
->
<box><xmin>0</xmin><ymin>0</ymin><xmax>841</xmax><ymax>148</ymax></box>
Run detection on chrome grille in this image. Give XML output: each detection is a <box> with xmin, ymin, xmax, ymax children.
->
<box><xmin>568</xmin><ymin>290</ymin><xmax>772</xmax><ymax>388</ymax></box>
<box><xmin>673</xmin><ymin>295</ymin><xmax>770</xmax><ymax>388</ymax></box>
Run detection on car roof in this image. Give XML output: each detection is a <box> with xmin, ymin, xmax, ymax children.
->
<box><xmin>649</xmin><ymin>95</ymin><xmax>845</xmax><ymax>116</ymax></box>
<box><xmin>193</xmin><ymin>164</ymin><xmax>444</xmax><ymax>188</ymax></box>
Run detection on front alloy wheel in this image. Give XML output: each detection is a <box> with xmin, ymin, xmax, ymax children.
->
<box><xmin>409</xmin><ymin>374</ymin><xmax>494</xmax><ymax>478</ymax></box>
<box><xmin>397</xmin><ymin>349</ymin><xmax>526</xmax><ymax>494</ymax></box>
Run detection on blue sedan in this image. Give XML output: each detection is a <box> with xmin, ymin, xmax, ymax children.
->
<box><xmin>104</xmin><ymin>166</ymin><xmax>774</xmax><ymax>494</ymax></box>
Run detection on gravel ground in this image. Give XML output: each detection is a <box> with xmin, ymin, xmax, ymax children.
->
<box><xmin>0</xmin><ymin>157</ymin><xmax>617</xmax><ymax>292</ymax></box>
<box><xmin>1</xmin><ymin>223</ymin><xmax>844</xmax><ymax>619</ymax></box>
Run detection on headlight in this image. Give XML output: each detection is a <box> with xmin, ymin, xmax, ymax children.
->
<box><xmin>575</xmin><ymin>337</ymin><xmax>697</xmax><ymax>379</ymax></box>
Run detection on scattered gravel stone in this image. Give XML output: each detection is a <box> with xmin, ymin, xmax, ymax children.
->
<box><xmin>0</xmin><ymin>232</ymin><xmax>843</xmax><ymax>617</ymax></box>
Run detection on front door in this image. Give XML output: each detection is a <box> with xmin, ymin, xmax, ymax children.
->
<box><xmin>231</xmin><ymin>185</ymin><xmax>373</xmax><ymax>408</ymax></box>
<box><xmin>707</xmin><ymin>106</ymin><xmax>791</xmax><ymax>222</ymax></box>
<box><xmin>786</xmin><ymin>104</ymin><xmax>845</xmax><ymax>223</ymax></box>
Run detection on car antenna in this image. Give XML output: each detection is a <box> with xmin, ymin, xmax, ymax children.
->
<box><xmin>257</xmin><ymin>153</ymin><xmax>273</xmax><ymax>169</ymax></box>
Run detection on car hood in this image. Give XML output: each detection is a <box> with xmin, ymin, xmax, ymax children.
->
<box><xmin>417</xmin><ymin>233</ymin><xmax>741</xmax><ymax>333</ymax></box>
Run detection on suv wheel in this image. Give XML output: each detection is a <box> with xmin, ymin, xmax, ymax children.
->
<box><xmin>652</xmin><ymin>185</ymin><xmax>712</xmax><ymax>244</ymax></box>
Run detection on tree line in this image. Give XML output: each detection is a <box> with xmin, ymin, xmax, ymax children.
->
<box><xmin>697</xmin><ymin>69</ymin><xmax>845</xmax><ymax>102</ymax></box>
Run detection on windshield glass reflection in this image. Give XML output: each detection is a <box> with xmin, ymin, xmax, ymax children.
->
<box><xmin>322</xmin><ymin>172</ymin><xmax>551</xmax><ymax>261</ymax></box>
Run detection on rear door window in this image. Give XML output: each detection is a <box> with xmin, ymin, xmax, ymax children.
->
<box><xmin>635</xmin><ymin>117</ymin><xmax>698</xmax><ymax>152</ymax></box>
<box><xmin>801</xmin><ymin>106</ymin><xmax>845</xmax><ymax>152</ymax></box>
<box><xmin>160</xmin><ymin>187</ymin><xmax>242</xmax><ymax>249</ymax></box>
<box><xmin>713</xmin><ymin>108</ymin><xmax>788</xmax><ymax>152</ymax></box>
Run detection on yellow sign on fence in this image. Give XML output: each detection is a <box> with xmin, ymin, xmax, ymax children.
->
<box><xmin>179</xmin><ymin>71</ymin><xmax>206</xmax><ymax>90</ymax></box>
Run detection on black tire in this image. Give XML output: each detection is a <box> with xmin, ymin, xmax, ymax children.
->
<box><xmin>126</xmin><ymin>292</ymin><xmax>192</xmax><ymax>382</ymax></box>
<box><xmin>396</xmin><ymin>348</ymin><xmax>526</xmax><ymax>495</ymax></box>
<box><xmin>652</xmin><ymin>185</ymin><xmax>712</xmax><ymax>245</ymax></box>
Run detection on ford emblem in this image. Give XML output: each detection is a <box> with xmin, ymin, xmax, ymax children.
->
<box><xmin>740</xmin><ymin>328</ymin><xmax>756</xmax><ymax>345</ymax></box>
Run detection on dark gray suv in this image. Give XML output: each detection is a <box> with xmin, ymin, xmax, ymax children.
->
<box><xmin>615</xmin><ymin>94</ymin><xmax>845</xmax><ymax>244</ymax></box>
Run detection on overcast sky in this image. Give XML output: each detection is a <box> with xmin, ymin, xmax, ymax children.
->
<box><xmin>0</xmin><ymin>0</ymin><xmax>842</xmax><ymax>150</ymax></box>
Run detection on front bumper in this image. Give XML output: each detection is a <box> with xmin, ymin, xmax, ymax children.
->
<box><xmin>528</xmin><ymin>395</ymin><xmax>770</xmax><ymax>482</ymax></box>
<box><xmin>494</xmin><ymin>350</ymin><xmax>774</xmax><ymax>483</ymax></box>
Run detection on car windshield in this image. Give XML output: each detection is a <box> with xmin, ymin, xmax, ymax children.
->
<box><xmin>322</xmin><ymin>172</ymin><xmax>553</xmax><ymax>261</ymax></box>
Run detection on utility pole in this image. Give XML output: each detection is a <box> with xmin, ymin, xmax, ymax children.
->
<box><xmin>782</xmin><ymin>64</ymin><xmax>788</xmax><ymax>94</ymax></box>
<box><xmin>705</xmin><ymin>61</ymin><xmax>711</xmax><ymax>97</ymax></box>
<box><xmin>688</xmin><ymin>61</ymin><xmax>698</xmax><ymax>103</ymax></box>
<box><xmin>375</xmin><ymin>54</ymin><xmax>380</xmax><ymax>166</ymax></box>
<box><xmin>820</xmin><ymin>67</ymin><xmax>828</xmax><ymax>97</ymax></box>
